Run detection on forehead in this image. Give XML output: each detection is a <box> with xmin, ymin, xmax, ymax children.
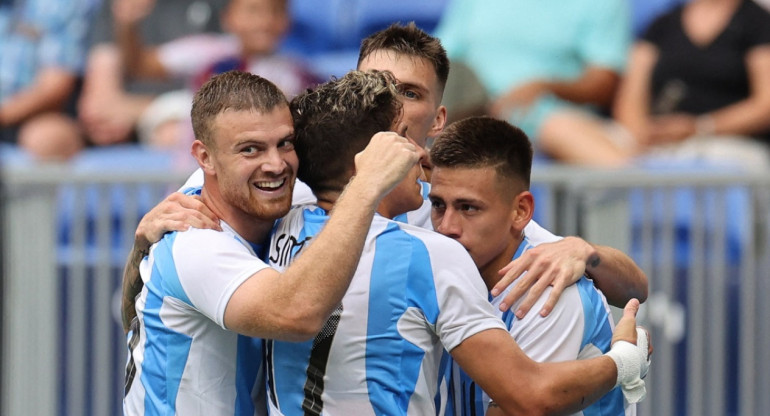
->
<box><xmin>430</xmin><ymin>166</ymin><xmax>506</xmax><ymax>201</ymax></box>
<box><xmin>358</xmin><ymin>50</ymin><xmax>439</xmax><ymax>93</ymax></box>
<box><xmin>212</xmin><ymin>106</ymin><xmax>293</xmax><ymax>142</ymax></box>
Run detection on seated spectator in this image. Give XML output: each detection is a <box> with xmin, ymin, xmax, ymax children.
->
<box><xmin>0</xmin><ymin>0</ymin><xmax>99</xmax><ymax>160</ymax></box>
<box><xmin>613</xmin><ymin>0</ymin><xmax>770</xmax><ymax>172</ymax></box>
<box><xmin>23</xmin><ymin>0</ymin><xmax>319</xmax><ymax>162</ymax></box>
<box><xmin>435</xmin><ymin>0</ymin><xmax>635</xmax><ymax>167</ymax></box>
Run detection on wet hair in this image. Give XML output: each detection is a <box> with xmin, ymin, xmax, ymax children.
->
<box><xmin>290</xmin><ymin>70</ymin><xmax>402</xmax><ymax>194</ymax></box>
<box><xmin>358</xmin><ymin>22</ymin><xmax>450</xmax><ymax>91</ymax></box>
<box><xmin>191</xmin><ymin>70</ymin><xmax>287</xmax><ymax>147</ymax></box>
<box><xmin>430</xmin><ymin>116</ymin><xmax>533</xmax><ymax>189</ymax></box>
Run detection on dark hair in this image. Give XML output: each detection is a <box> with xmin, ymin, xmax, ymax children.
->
<box><xmin>358</xmin><ymin>22</ymin><xmax>450</xmax><ymax>91</ymax></box>
<box><xmin>430</xmin><ymin>116</ymin><xmax>533</xmax><ymax>189</ymax></box>
<box><xmin>290</xmin><ymin>70</ymin><xmax>402</xmax><ymax>194</ymax></box>
<box><xmin>191</xmin><ymin>70</ymin><xmax>288</xmax><ymax>147</ymax></box>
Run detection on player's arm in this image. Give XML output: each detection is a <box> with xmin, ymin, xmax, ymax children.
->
<box><xmin>452</xmin><ymin>300</ymin><xmax>650</xmax><ymax>416</ymax></box>
<box><xmin>223</xmin><ymin>132</ymin><xmax>418</xmax><ymax>340</ymax></box>
<box><xmin>120</xmin><ymin>192</ymin><xmax>221</xmax><ymax>332</ymax></box>
<box><xmin>492</xmin><ymin>237</ymin><xmax>648</xmax><ymax>317</ymax></box>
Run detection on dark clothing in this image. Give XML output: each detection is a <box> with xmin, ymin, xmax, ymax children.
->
<box><xmin>643</xmin><ymin>0</ymin><xmax>770</xmax><ymax>140</ymax></box>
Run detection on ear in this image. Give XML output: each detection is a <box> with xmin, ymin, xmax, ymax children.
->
<box><xmin>192</xmin><ymin>140</ymin><xmax>216</xmax><ymax>176</ymax></box>
<box><xmin>427</xmin><ymin>105</ymin><xmax>447</xmax><ymax>138</ymax></box>
<box><xmin>510</xmin><ymin>191</ymin><xmax>534</xmax><ymax>231</ymax></box>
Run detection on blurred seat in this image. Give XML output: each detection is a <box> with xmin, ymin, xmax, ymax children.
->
<box><xmin>280</xmin><ymin>0</ymin><xmax>449</xmax><ymax>78</ymax></box>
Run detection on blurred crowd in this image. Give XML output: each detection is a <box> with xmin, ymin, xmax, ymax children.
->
<box><xmin>2</xmin><ymin>0</ymin><xmax>769</xmax><ymax>172</ymax></box>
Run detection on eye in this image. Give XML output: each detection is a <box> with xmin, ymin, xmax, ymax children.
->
<box><xmin>278</xmin><ymin>139</ymin><xmax>295</xmax><ymax>151</ymax></box>
<box><xmin>429</xmin><ymin>198</ymin><xmax>445</xmax><ymax>211</ymax></box>
<box><xmin>402</xmin><ymin>89</ymin><xmax>419</xmax><ymax>100</ymax></box>
<box><xmin>241</xmin><ymin>145</ymin><xmax>258</xmax><ymax>155</ymax></box>
<box><xmin>459</xmin><ymin>204</ymin><xmax>479</xmax><ymax>213</ymax></box>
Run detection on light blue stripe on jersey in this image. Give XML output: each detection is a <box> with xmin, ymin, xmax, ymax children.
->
<box><xmin>576</xmin><ymin>278</ymin><xmax>612</xmax><ymax>351</ymax></box>
<box><xmin>269</xmin><ymin>207</ymin><xmax>328</xmax><ymax>414</ymax></box>
<box><xmin>152</xmin><ymin>233</ymin><xmax>192</xmax><ymax>306</ymax></box>
<box><xmin>575</xmin><ymin>279</ymin><xmax>624</xmax><ymax>416</ymax></box>
<box><xmin>366</xmin><ymin>221</ymin><xmax>440</xmax><ymax>413</ymax></box>
<box><xmin>436</xmin><ymin>352</ymin><xmax>454</xmax><ymax>414</ymax></box>
<box><xmin>141</xmin><ymin>233</ymin><xmax>193</xmax><ymax>413</ymax></box>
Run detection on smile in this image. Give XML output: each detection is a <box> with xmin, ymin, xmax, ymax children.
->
<box><xmin>254</xmin><ymin>178</ymin><xmax>286</xmax><ymax>191</ymax></box>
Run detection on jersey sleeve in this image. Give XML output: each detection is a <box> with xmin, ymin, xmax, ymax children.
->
<box><xmin>507</xmin><ymin>285</ymin><xmax>585</xmax><ymax>362</ymax></box>
<box><xmin>429</xmin><ymin>237</ymin><xmax>506</xmax><ymax>351</ymax></box>
<box><xmin>166</xmin><ymin>228</ymin><xmax>270</xmax><ymax>328</ymax></box>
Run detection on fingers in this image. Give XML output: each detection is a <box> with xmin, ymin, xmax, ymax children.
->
<box><xmin>354</xmin><ymin>132</ymin><xmax>418</xmax><ymax>194</ymax></box>
<box><xmin>624</xmin><ymin>298</ymin><xmax>641</xmax><ymax>318</ymax></box>
<box><xmin>136</xmin><ymin>192</ymin><xmax>222</xmax><ymax>244</ymax></box>
<box><xmin>493</xmin><ymin>256</ymin><xmax>533</xmax><ymax>309</ymax></box>
<box><xmin>612</xmin><ymin>298</ymin><xmax>640</xmax><ymax>345</ymax></box>
<box><xmin>538</xmin><ymin>275</ymin><xmax>568</xmax><ymax>317</ymax></box>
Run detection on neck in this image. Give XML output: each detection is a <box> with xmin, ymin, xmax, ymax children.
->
<box><xmin>315</xmin><ymin>188</ymin><xmax>391</xmax><ymax>218</ymax></box>
<box><xmin>479</xmin><ymin>233</ymin><xmax>525</xmax><ymax>291</ymax></box>
<box><xmin>314</xmin><ymin>189</ymin><xmax>340</xmax><ymax>213</ymax></box>
<box><xmin>200</xmin><ymin>184</ymin><xmax>275</xmax><ymax>244</ymax></box>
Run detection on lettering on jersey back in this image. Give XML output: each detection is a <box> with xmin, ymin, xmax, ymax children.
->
<box><xmin>269</xmin><ymin>233</ymin><xmax>312</xmax><ymax>267</ymax></box>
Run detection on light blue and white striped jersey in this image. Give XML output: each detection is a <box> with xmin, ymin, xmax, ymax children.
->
<box><xmin>125</xmin><ymin>189</ymin><xmax>270</xmax><ymax>415</ymax></box>
<box><xmin>454</xmin><ymin>236</ymin><xmax>634</xmax><ymax>416</ymax></box>
<box><xmin>265</xmin><ymin>205</ymin><xmax>506</xmax><ymax>415</ymax></box>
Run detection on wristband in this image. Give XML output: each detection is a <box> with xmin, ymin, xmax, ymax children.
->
<box><xmin>606</xmin><ymin>328</ymin><xmax>650</xmax><ymax>403</ymax></box>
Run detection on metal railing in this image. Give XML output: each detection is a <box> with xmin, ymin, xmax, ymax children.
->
<box><xmin>2</xmin><ymin>163</ymin><xmax>769</xmax><ymax>416</ymax></box>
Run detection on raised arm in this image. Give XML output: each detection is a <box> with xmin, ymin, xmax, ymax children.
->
<box><xmin>453</xmin><ymin>299</ymin><xmax>651</xmax><ymax>416</ymax></box>
<box><xmin>223</xmin><ymin>132</ymin><xmax>418</xmax><ymax>340</ymax></box>
<box><xmin>492</xmin><ymin>236</ymin><xmax>648</xmax><ymax>318</ymax></box>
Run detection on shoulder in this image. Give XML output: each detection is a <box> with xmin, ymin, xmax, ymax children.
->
<box><xmin>523</xmin><ymin>220</ymin><xmax>563</xmax><ymax>245</ymax></box>
<box><xmin>739</xmin><ymin>1</ymin><xmax>770</xmax><ymax>43</ymax></box>
<box><xmin>642</xmin><ymin>5</ymin><xmax>683</xmax><ymax>41</ymax></box>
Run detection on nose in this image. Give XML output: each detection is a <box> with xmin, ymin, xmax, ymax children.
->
<box><xmin>435</xmin><ymin>209</ymin><xmax>461</xmax><ymax>239</ymax></box>
<box><xmin>262</xmin><ymin>147</ymin><xmax>286</xmax><ymax>174</ymax></box>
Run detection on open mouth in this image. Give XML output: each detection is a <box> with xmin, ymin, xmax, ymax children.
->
<box><xmin>254</xmin><ymin>178</ymin><xmax>287</xmax><ymax>191</ymax></box>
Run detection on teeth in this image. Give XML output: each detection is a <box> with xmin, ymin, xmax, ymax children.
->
<box><xmin>255</xmin><ymin>179</ymin><xmax>284</xmax><ymax>189</ymax></box>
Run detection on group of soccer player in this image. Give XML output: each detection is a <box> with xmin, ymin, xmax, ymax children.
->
<box><xmin>121</xmin><ymin>23</ymin><xmax>652</xmax><ymax>416</ymax></box>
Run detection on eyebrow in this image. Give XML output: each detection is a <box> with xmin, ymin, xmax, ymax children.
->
<box><xmin>234</xmin><ymin>132</ymin><xmax>295</xmax><ymax>147</ymax></box>
<box><xmin>397</xmin><ymin>82</ymin><xmax>428</xmax><ymax>93</ymax></box>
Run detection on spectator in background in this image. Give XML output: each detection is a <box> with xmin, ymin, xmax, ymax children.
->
<box><xmin>73</xmin><ymin>0</ymin><xmax>228</xmax><ymax>156</ymax></box>
<box><xmin>613</xmin><ymin>0</ymin><xmax>770</xmax><ymax>172</ymax></box>
<box><xmin>108</xmin><ymin>0</ymin><xmax>318</xmax><ymax>154</ymax></box>
<box><xmin>23</xmin><ymin>0</ymin><xmax>319</xmax><ymax>162</ymax></box>
<box><xmin>434</xmin><ymin>0</ymin><xmax>635</xmax><ymax>167</ymax></box>
<box><xmin>0</xmin><ymin>0</ymin><xmax>99</xmax><ymax>160</ymax></box>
